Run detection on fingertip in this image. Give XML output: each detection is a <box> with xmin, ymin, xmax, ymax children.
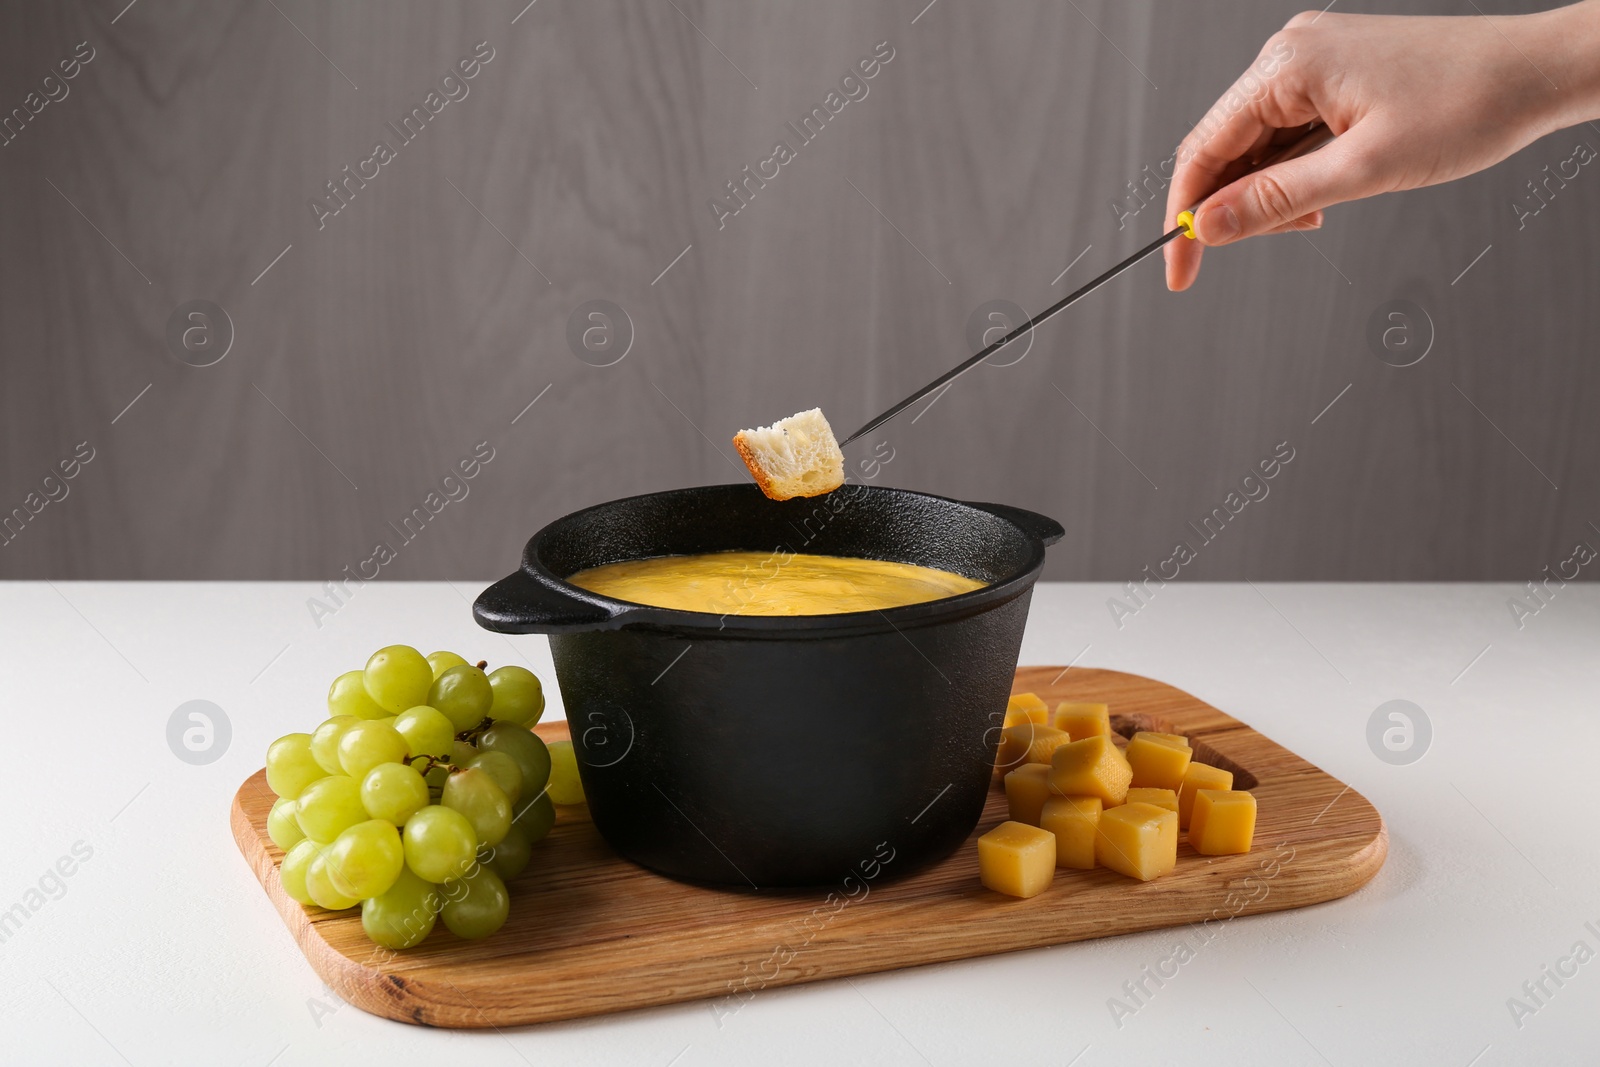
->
<box><xmin>1165</xmin><ymin>243</ymin><xmax>1200</xmax><ymax>292</ymax></box>
<box><xmin>1195</xmin><ymin>202</ymin><xmax>1242</xmax><ymax>245</ymax></box>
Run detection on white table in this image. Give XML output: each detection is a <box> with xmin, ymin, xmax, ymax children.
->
<box><xmin>3</xmin><ymin>581</ymin><xmax>1593</xmax><ymax>1066</ymax></box>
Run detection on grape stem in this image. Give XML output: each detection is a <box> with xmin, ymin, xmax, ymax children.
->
<box><xmin>455</xmin><ymin>716</ymin><xmax>496</xmax><ymax>746</ymax></box>
<box><xmin>476</xmin><ymin>660</ymin><xmax>488</xmax><ymax>670</ymax></box>
<box><xmin>406</xmin><ymin>754</ymin><xmax>462</xmax><ymax>778</ymax></box>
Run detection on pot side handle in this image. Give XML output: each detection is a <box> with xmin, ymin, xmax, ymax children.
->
<box><xmin>473</xmin><ymin>568</ymin><xmax>621</xmax><ymax>634</ymax></box>
<box><xmin>974</xmin><ymin>502</ymin><xmax>1065</xmax><ymax>547</ymax></box>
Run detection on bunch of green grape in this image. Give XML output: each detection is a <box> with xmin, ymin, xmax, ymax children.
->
<box><xmin>262</xmin><ymin>645</ymin><xmax>586</xmax><ymax>949</ymax></box>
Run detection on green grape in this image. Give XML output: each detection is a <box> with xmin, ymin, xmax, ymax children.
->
<box><xmin>280</xmin><ymin>839</ymin><xmax>321</xmax><ymax>905</ymax></box>
<box><xmin>442</xmin><ymin>767</ymin><xmax>511</xmax><ymax>848</ymax></box>
<box><xmin>362</xmin><ymin>867</ymin><xmax>442</xmax><ymax>950</ymax></box>
<box><xmin>478</xmin><ymin>721</ymin><xmax>552</xmax><ymax>799</ymax></box>
<box><xmin>450</xmin><ymin>740</ymin><xmax>480</xmax><ymax>768</ymax></box>
<box><xmin>546</xmin><ymin>740</ymin><xmax>585</xmax><ymax>806</ymax></box>
<box><xmin>393</xmin><ymin>705</ymin><xmax>455</xmax><ymax>759</ymax></box>
<box><xmin>424</xmin><ymin>763</ymin><xmax>449</xmax><ymax>791</ymax></box>
<box><xmin>511</xmin><ymin>792</ymin><xmax>556</xmax><ymax>848</ymax></box>
<box><xmin>363</xmin><ymin>645</ymin><xmax>433</xmax><ymax>714</ymax></box>
<box><xmin>440</xmin><ymin>867</ymin><xmax>509</xmax><ymax>940</ymax></box>
<box><xmin>268</xmin><ymin>796</ymin><xmax>305</xmax><ymax>850</ymax></box>
<box><xmin>426</xmin><ymin>650</ymin><xmax>470</xmax><ymax>680</ymax></box>
<box><xmin>294</xmin><ymin>774</ymin><xmax>367</xmax><ymax>843</ymax></box>
<box><xmin>323</xmin><ymin>819</ymin><xmax>404</xmax><ymax>900</ymax></box>
<box><xmin>467</xmin><ymin>750</ymin><xmax>523</xmax><ymax>806</ymax></box>
<box><xmin>266</xmin><ymin>733</ymin><xmax>327</xmax><ymax>799</ymax></box>
<box><xmin>309</xmin><ymin>715</ymin><xmax>359</xmax><ymax>774</ymax></box>
<box><xmin>338</xmin><ymin>719</ymin><xmax>410</xmax><ymax>780</ymax></box>
<box><xmin>361</xmin><ymin>762</ymin><xmax>430</xmax><ymax>825</ymax></box>
<box><xmin>328</xmin><ymin>669</ymin><xmax>389</xmax><ymax>720</ymax></box>
<box><xmin>487</xmin><ymin>665</ymin><xmax>545</xmax><ymax>727</ymax></box>
<box><xmin>428</xmin><ymin>664</ymin><xmax>493</xmax><ymax>732</ymax></box>
<box><xmin>305</xmin><ymin>851</ymin><xmax>360</xmax><ymax>910</ymax></box>
<box><xmin>403</xmin><ymin>805</ymin><xmax>478</xmax><ymax>883</ymax></box>
<box><xmin>480</xmin><ymin>827</ymin><xmax>532</xmax><ymax>882</ymax></box>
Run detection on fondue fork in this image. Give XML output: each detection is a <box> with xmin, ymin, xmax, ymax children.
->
<box><xmin>839</xmin><ymin>123</ymin><xmax>1336</xmax><ymax>447</ymax></box>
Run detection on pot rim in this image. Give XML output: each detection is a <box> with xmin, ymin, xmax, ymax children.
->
<box><xmin>476</xmin><ymin>482</ymin><xmax>1061</xmax><ymax>637</ymax></box>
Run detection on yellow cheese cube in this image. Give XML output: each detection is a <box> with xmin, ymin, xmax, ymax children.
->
<box><xmin>1024</xmin><ymin>725</ymin><xmax>1071</xmax><ymax>765</ymax></box>
<box><xmin>995</xmin><ymin>724</ymin><xmax>1033</xmax><ymax>774</ymax></box>
<box><xmin>1004</xmin><ymin>692</ymin><xmax>1050</xmax><ymax>728</ymax></box>
<box><xmin>1095</xmin><ymin>802</ymin><xmax>1178</xmax><ymax>881</ymax></box>
<box><xmin>977</xmin><ymin>821</ymin><xmax>1057</xmax><ymax>898</ymax></box>
<box><xmin>1124</xmin><ymin>787</ymin><xmax>1178</xmax><ymax>813</ymax></box>
<box><xmin>1049</xmin><ymin>735</ymin><xmax>1132</xmax><ymax>806</ymax></box>
<box><xmin>1003</xmin><ymin>764</ymin><xmax>1059</xmax><ymax>825</ymax></box>
<box><xmin>1131</xmin><ymin>730</ymin><xmax>1188</xmax><ymax>749</ymax></box>
<box><xmin>996</xmin><ymin>724</ymin><xmax>1070</xmax><ymax>773</ymax></box>
<box><xmin>1053</xmin><ymin>702</ymin><xmax>1110</xmax><ymax>740</ymax></box>
<box><xmin>1003</xmin><ymin>709</ymin><xmax>1039</xmax><ymax>730</ymax></box>
<box><xmin>1039</xmin><ymin>795</ymin><xmax>1101</xmax><ymax>869</ymax></box>
<box><xmin>1126</xmin><ymin>734</ymin><xmax>1192</xmax><ymax>791</ymax></box>
<box><xmin>1177</xmin><ymin>761</ymin><xmax>1235</xmax><ymax>828</ymax></box>
<box><xmin>1189</xmin><ymin>789</ymin><xmax>1256</xmax><ymax>855</ymax></box>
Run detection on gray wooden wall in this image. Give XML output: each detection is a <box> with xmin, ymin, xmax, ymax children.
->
<box><xmin>1</xmin><ymin>0</ymin><xmax>1595</xmax><ymax>582</ymax></box>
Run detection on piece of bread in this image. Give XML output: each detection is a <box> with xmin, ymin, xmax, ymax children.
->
<box><xmin>732</xmin><ymin>408</ymin><xmax>845</xmax><ymax>500</ymax></box>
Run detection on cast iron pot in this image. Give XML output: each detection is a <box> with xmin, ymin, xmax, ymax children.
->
<box><xmin>474</xmin><ymin>483</ymin><xmax>1062</xmax><ymax>889</ymax></box>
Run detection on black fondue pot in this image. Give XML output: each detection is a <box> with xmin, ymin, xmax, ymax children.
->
<box><xmin>474</xmin><ymin>483</ymin><xmax>1062</xmax><ymax>888</ymax></box>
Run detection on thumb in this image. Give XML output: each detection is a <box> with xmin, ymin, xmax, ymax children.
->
<box><xmin>1192</xmin><ymin>126</ymin><xmax>1382</xmax><ymax>245</ymax></box>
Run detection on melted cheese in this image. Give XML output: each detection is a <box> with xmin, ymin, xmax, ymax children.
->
<box><xmin>566</xmin><ymin>551</ymin><xmax>984</xmax><ymax>617</ymax></box>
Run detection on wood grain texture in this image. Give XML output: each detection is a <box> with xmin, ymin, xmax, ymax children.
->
<box><xmin>231</xmin><ymin>666</ymin><xmax>1386</xmax><ymax>1029</ymax></box>
<box><xmin>2</xmin><ymin>0</ymin><xmax>1595</xmax><ymax>582</ymax></box>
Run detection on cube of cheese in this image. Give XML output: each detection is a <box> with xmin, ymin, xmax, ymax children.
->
<box><xmin>1131</xmin><ymin>730</ymin><xmax>1188</xmax><ymax>749</ymax></box>
<box><xmin>994</xmin><ymin>724</ymin><xmax>1033</xmax><ymax>775</ymax></box>
<box><xmin>1177</xmin><ymin>761</ymin><xmax>1235</xmax><ymax>828</ymax></box>
<box><xmin>1053</xmin><ymin>702</ymin><xmax>1110</xmax><ymax>740</ymax></box>
<box><xmin>1027</xmin><ymin>726</ymin><xmax>1072</xmax><ymax>765</ymax></box>
<box><xmin>1126</xmin><ymin>733</ymin><xmax>1192</xmax><ymax>791</ymax></box>
<box><xmin>1004</xmin><ymin>692</ymin><xmax>1050</xmax><ymax>729</ymax></box>
<box><xmin>977</xmin><ymin>821</ymin><xmax>1057</xmax><ymax>898</ymax></box>
<box><xmin>1095</xmin><ymin>802</ymin><xmax>1178</xmax><ymax>881</ymax></box>
<box><xmin>1003</xmin><ymin>764</ymin><xmax>1059</xmax><ymax>826</ymax></box>
<box><xmin>1189</xmin><ymin>789</ymin><xmax>1256</xmax><ymax>855</ymax></box>
<box><xmin>1039</xmin><ymin>795</ymin><xmax>1101</xmax><ymax>869</ymax></box>
<box><xmin>996</xmin><ymin>724</ymin><xmax>1070</xmax><ymax>773</ymax></box>
<box><xmin>1124</xmin><ymin>787</ymin><xmax>1178</xmax><ymax>813</ymax></box>
<box><xmin>1049</xmin><ymin>735</ymin><xmax>1132</xmax><ymax>806</ymax></box>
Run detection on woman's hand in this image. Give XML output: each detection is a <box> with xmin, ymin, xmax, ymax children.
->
<box><xmin>1164</xmin><ymin>3</ymin><xmax>1600</xmax><ymax>291</ymax></box>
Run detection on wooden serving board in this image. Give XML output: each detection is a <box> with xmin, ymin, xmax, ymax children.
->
<box><xmin>231</xmin><ymin>666</ymin><xmax>1385</xmax><ymax>1028</ymax></box>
